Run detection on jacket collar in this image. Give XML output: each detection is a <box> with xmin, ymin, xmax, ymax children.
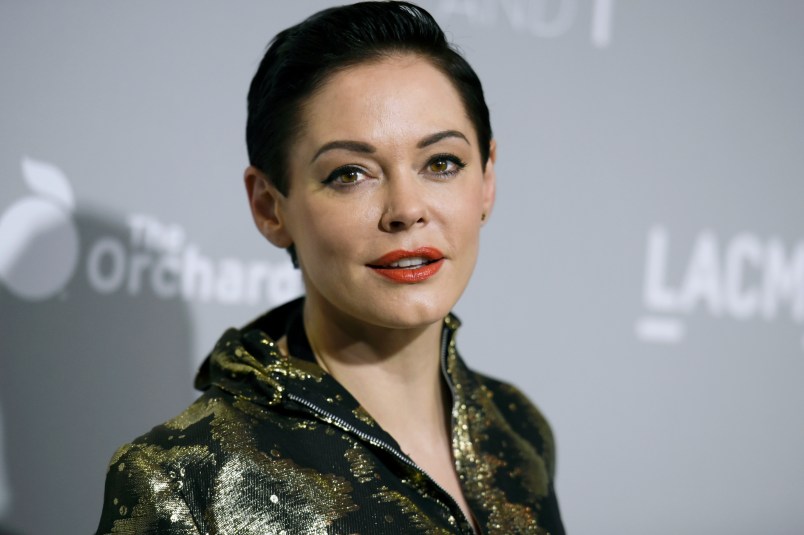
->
<box><xmin>194</xmin><ymin>297</ymin><xmax>469</xmax><ymax>455</ymax></box>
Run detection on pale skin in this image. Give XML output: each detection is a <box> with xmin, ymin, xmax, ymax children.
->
<box><xmin>245</xmin><ymin>54</ymin><xmax>496</xmax><ymax>529</ymax></box>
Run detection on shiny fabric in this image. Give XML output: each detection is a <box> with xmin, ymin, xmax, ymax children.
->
<box><xmin>96</xmin><ymin>298</ymin><xmax>564</xmax><ymax>534</ymax></box>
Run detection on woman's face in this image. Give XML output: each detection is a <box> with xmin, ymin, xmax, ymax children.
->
<box><xmin>251</xmin><ymin>55</ymin><xmax>495</xmax><ymax>331</ymax></box>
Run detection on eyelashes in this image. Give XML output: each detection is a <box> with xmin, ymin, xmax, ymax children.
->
<box><xmin>321</xmin><ymin>154</ymin><xmax>467</xmax><ymax>188</ymax></box>
<box><xmin>322</xmin><ymin>165</ymin><xmax>366</xmax><ymax>186</ymax></box>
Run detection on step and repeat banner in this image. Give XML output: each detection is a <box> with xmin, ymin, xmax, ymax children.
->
<box><xmin>1</xmin><ymin>2</ymin><xmax>802</xmax><ymax>534</ymax></box>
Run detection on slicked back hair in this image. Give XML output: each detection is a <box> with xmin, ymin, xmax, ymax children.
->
<box><xmin>246</xmin><ymin>1</ymin><xmax>493</xmax><ymax>197</ymax></box>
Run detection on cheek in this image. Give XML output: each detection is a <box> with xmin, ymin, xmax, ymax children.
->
<box><xmin>439</xmin><ymin>183</ymin><xmax>485</xmax><ymax>241</ymax></box>
<box><xmin>290</xmin><ymin>196</ymin><xmax>376</xmax><ymax>264</ymax></box>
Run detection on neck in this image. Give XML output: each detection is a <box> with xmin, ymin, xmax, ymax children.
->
<box><xmin>302</xmin><ymin>295</ymin><xmax>450</xmax><ymax>446</ymax></box>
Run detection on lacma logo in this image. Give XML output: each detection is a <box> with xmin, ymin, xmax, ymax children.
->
<box><xmin>637</xmin><ymin>225</ymin><xmax>804</xmax><ymax>349</ymax></box>
<box><xmin>0</xmin><ymin>157</ymin><xmax>302</xmax><ymax>305</ymax></box>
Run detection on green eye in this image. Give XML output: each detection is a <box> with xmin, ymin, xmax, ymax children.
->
<box><xmin>429</xmin><ymin>159</ymin><xmax>449</xmax><ymax>173</ymax></box>
<box><xmin>340</xmin><ymin>170</ymin><xmax>360</xmax><ymax>183</ymax></box>
<box><xmin>323</xmin><ymin>166</ymin><xmax>366</xmax><ymax>186</ymax></box>
<box><xmin>426</xmin><ymin>154</ymin><xmax>466</xmax><ymax>177</ymax></box>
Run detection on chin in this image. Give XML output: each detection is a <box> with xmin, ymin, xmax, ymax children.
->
<box><xmin>355</xmin><ymin>289</ymin><xmax>458</xmax><ymax>330</ymax></box>
<box><xmin>303</xmin><ymin>267</ymin><xmax>468</xmax><ymax>331</ymax></box>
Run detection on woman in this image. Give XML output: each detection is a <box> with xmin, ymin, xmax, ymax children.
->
<box><xmin>96</xmin><ymin>2</ymin><xmax>564</xmax><ymax>534</ymax></box>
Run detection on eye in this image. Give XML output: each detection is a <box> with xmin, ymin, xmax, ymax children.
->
<box><xmin>429</xmin><ymin>159</ymin><xmax>450</xmax><ymax>173</ymax></box>
<box><xmin>425</xmin><ymin>154</ymin><xmax>466</xmax><ymax>177</ymax></box>
<box><xmin>322</xmin><ymin>165</ymin><xmax>368</xmax><ymax>187</ymax></box>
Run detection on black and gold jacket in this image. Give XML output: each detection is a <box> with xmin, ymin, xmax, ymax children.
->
<box><xmin>96</xmin><ymin>299</ymin><xmax>564</xmax><ymax>534</ymax></box>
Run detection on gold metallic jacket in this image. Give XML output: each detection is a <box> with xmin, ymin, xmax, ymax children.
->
<box><xmin>96</xmin><ymin>299</ymin><xmax>564</xmax><ymax>534</ymax></box>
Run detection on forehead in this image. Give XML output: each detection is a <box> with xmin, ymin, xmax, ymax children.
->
<box><xmin>295</xmin><ymin>55</ymin><xmax>477</xmax><ymax>152</ymax></box>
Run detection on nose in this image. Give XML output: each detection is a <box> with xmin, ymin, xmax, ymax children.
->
<box><xmin>379</xmin><ymin>173</ymin><xmax>428</xmax><ymax>233</ymax></box>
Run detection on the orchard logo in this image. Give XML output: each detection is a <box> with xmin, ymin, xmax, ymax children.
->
<box><xmin>0</xmin><ymin>157</ymin><xmax>302</xmax><ymax>305</ymax></box>
<box><xmin>637</xmin><ymin>225</ymin><xmax>804</xmax><ymax>349</ymax></box>
<box><xmin>0</xmin><ymin>157</ymin><xmax>79</xmax><ymax>300</ymax></box>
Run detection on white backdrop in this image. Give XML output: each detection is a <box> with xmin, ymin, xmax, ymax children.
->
<box><xmin>1</xmin><ymin>1</ymin><xmax>803</xmax><ymax>534</ymax></box>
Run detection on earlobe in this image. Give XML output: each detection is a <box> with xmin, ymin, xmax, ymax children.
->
<box><xmin>244</xmin><ymin>166</ymin><xmax>293</xmax><ymax>248</ymax></box>
<box><xmin>481</xmin><ymin>140</ymin><xmax>497</xmax><ymax>223</ymax></box>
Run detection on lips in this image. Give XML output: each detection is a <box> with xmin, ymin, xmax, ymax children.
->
<box><xmin>367</xmin><ymin>247</ymin><xmax>445</xmax><ymax>283</ymax></box>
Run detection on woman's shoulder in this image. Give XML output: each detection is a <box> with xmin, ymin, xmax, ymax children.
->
<box><xmin>100</xmin><ymin>389</ymin><xmax>242</xmax><ymax>481</ymax></box>
<box><xmin>106</xmin><ymin>384</ymin><xmax>283</xmax><ymax>468</ymax></box>
<box><xmin>95</xmin><ymin>392</ymin><xmax>221</xmax><ymax>534</ymax></box>
<box><xmin>95</xmin><ymin>388</ymin><xmax>287</xmax><ymax>534</ymax></box>
<box><xmin>470</xmin><ymin>371</ymin><xmax>558</xmax><ymax>478</ymax></box>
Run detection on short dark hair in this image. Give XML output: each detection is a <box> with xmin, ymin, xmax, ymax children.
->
<box><xmin>246</xmin><ymin>1</ymin><xmax>493</xmax><ymax>197</ymax></box>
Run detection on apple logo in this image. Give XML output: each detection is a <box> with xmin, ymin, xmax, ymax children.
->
<box><xmin>0</xmin><ymin>157</ymin><xmax>80</xmax><ymax>301</ymax></box>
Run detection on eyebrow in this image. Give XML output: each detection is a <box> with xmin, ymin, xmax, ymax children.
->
<box><xmin>417</xmin><ymin>130</ymin><xmax>470</xmax><ymax>148</ymax></box>
<box><xmin>310</xmin><ymin>130</ymin><xmax>470</xmax><ymax>163</ymax></box>
<box><xmin>311</xmin><ymin>140</ymin><xmax>375</xmax><ymax>163</ymax></box>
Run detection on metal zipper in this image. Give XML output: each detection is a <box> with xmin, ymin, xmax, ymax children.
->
<box><xmin>439</xmin><ymin>326</ymin><xmax>482</xmax><ymax>535</ymax></box>
<box><xmin>284</xmin><ymin>325</ymin><xmax>476</xmax><ymax>533</ymax></box>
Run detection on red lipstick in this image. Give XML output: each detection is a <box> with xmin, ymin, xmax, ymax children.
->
<box><xmin>367</xmin><ymin>247</ymin><xmax>444</xmax><ymax>283</ymax></box>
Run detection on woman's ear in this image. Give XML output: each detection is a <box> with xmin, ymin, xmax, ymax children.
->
<box><xmin>244</xmin><ymin>166</ymin><xmax>293</xmax><ymax>248</ymax></box>
<box><xmin>481</xmin><ymin>140</ymin><xmax>497</xmax><ymax>223</ymax></box>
